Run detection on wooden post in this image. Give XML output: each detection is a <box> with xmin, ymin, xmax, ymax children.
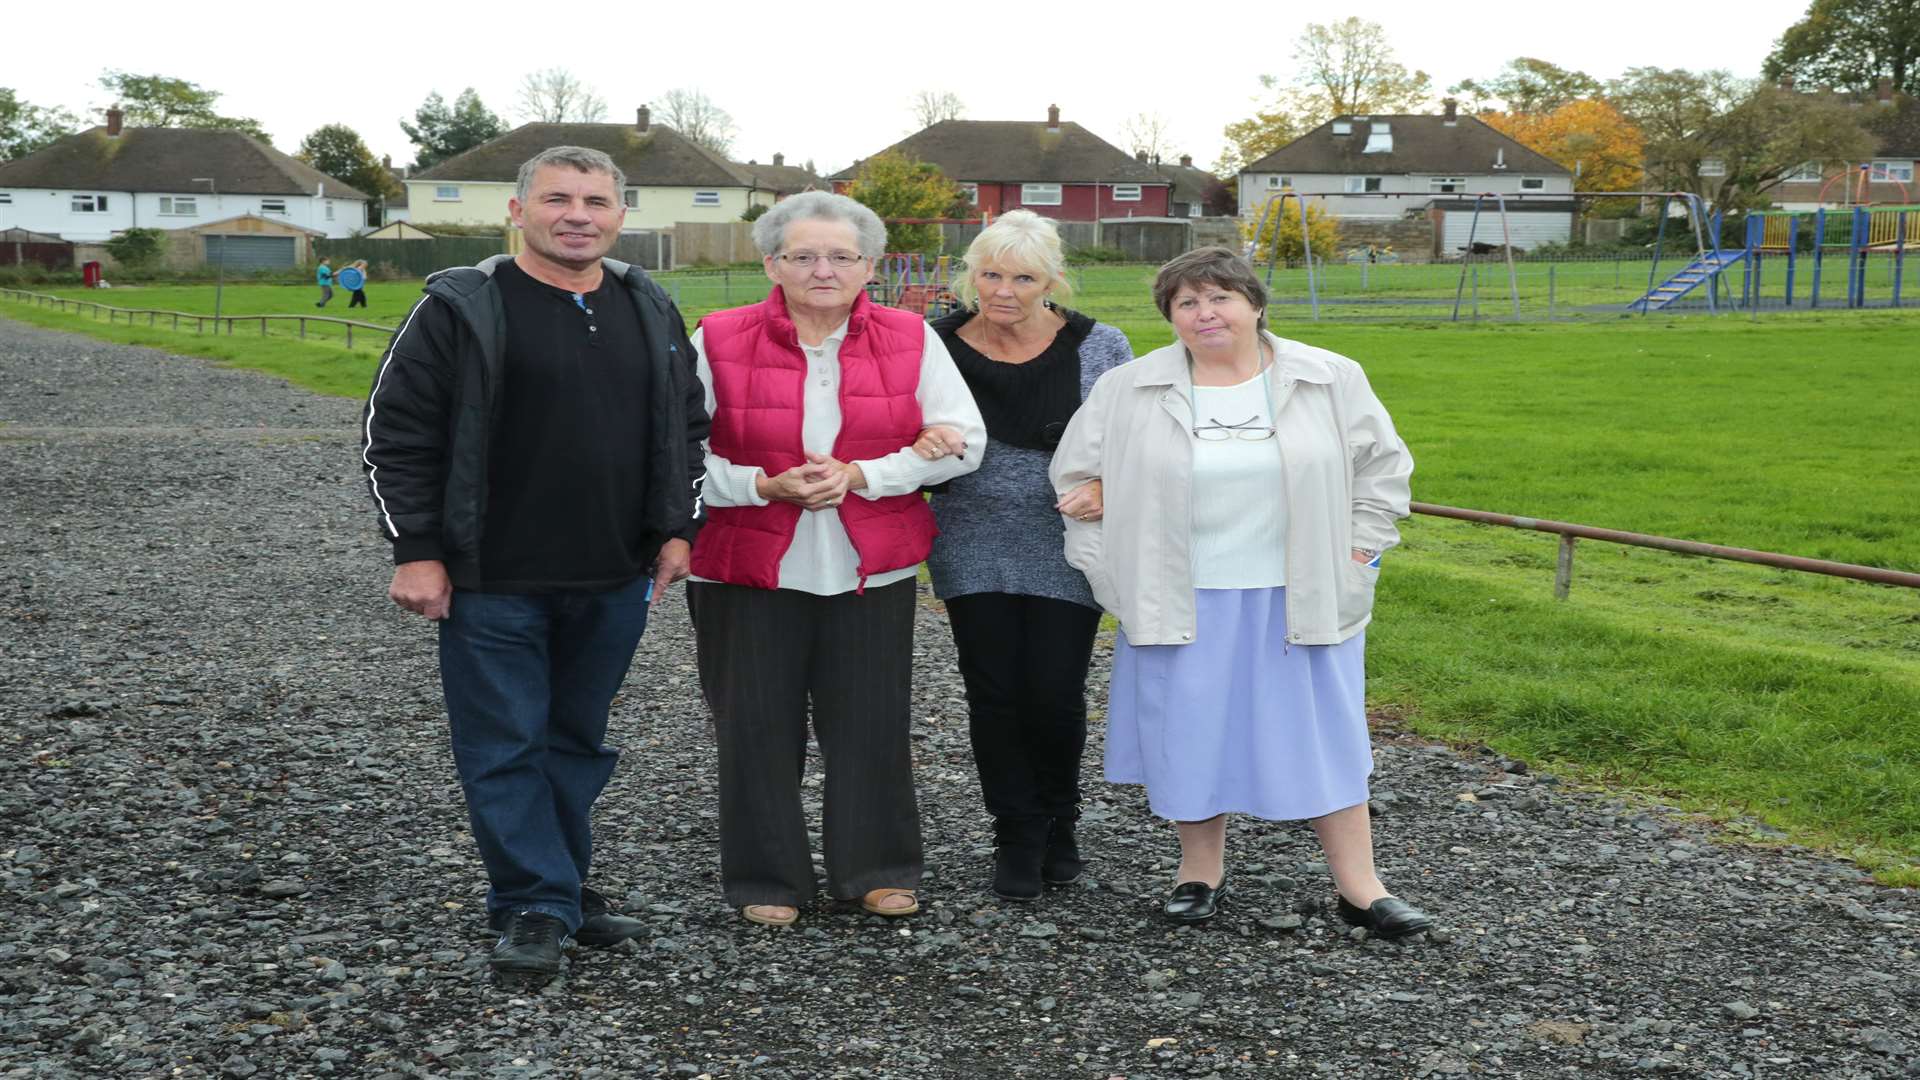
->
<box><xmin>1554</xmin><ymin>534</ymin><xmax>1578</xmax><ymax>600</ymax></box>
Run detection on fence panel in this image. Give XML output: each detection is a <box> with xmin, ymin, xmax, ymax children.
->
<box><xmin>609</xmin><ymin>232</ymin><xmax>672</xmax><ymax>271</ymax></box>
<box><xmin>313</xmin><ymin>237</ymin><xmax>505</xmax><ymax>278</ymax></box>
<box><xmin>674</xmin><ymin>222</ymin><xmax>757</xmax><ymax>267</ymax></box>
<box><xmin>1</xmin><ymin>241</ymin><xmax>75</xmax><ymax>269</ymax></box>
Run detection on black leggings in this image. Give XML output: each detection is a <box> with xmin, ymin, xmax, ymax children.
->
<box><xmin>944</xmin><ymin>592</ymin><xmax>1101</xmax><ymax>823</ymax></box>
<box><xmin>348</xmin><ymin>289</ymin><xmax>367</xmax><ymax>308</ymax></box>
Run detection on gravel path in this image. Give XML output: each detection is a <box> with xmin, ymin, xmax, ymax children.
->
<box><xmin>2</xmin><ymin>316</ymin><xmax>1916</xmax><ymax>1080</ymax></box>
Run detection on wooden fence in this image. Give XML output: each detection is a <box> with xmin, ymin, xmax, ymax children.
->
<box><xmin>674</xmin><ymin>222</ymin><xmax>758</xmax><ymax>267</ymax></box>
<box><xmin>313</xmin><ymin>236</ymin><xmax>505</xmax><ymax>279</ymax></box>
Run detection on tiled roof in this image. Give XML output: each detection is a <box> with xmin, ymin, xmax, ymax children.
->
<box><xmin>1244</xmin><ymin>115</ymin><xmax>1570</xmax><ymax>178</ymax></box>
<box><xmin>830</xmin><ymin>119</ymin><xmax>1168</xmax><ymax>184</ymax></box>
<box><xmin>0</xmin><ymin>127</ymin><xmax>369</xmax><ymax>199</ymax></box>
<box><xmin>411</xmin><ymin>122</ymin><xmax>754</xmax><ymax>188</ymax></box>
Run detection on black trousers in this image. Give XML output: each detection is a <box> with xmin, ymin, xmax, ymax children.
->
<box><xmin>690</xmin><ymin>579</ymin><xmax>922</xmax><ymax>907</ymax></box>
<box><xmin>944</xmin><ymin>592</ymin><xmax>1102</xmax><ymax>824</ymax></box>
<box><xmin>348</xmin><ymin>289</ymin><xmax>368</xmax><ymax>308</ymax></box>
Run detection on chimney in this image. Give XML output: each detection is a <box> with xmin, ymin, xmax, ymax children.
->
<box><xmin>1443</xmin><ymin>98</ymin><xmax>1458</xmax><ymax>125</ymax></box>
<box><xmin>1046</xmin><ymin>103</ymin><xmax>1060</xmax><ymax>131</ymax></box>
<box><xmin>1180</xmin><ymin>154</ymin><xmax>1192</xmax><ymax>167</ymax></box>
<box><xmin>1780</xmin><ymin>73</ymin><xmax>1796</xmax><ymax>93</ymax></box>
<box><xmin>105</xmin><ymin>106</ymin><xmax>124</xmax><ymax>137</ymax></box>
<box><xmin>1136</xmin><ymin>149</ymin><xmax>1148</xmax><ymax>162</ymax></box>
<box><xmin>773</xmin><ymin>152</ymin><xmax>784</xmax><ymax>167</ymax></box>
<box><xmin>636</xmin><ymin>105</ymin><xmax>650</xmax><ymax>132</ymax></box>
<box><xmin>1879</xmin><ymin>77</ymin><xmax>1895</xmax><ymax>105</ymax></box>
<box><xmin>382</xmin><ymin>154</ymin><xmax>391</xmax><ymax>169</ymax></box>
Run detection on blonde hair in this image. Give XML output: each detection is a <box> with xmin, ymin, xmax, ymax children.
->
<box><xmin>954</xmin><ymin>209</ymin><xmax>1072</xmax><ymax>307</ymax></box>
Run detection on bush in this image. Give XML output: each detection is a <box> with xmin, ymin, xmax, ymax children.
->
<box><xmin>103</xmin><ymin>228</ymin><xmax>166</xmax><ymax>269</ymax></box>
<box><xmin>1065</xmin><ymin>245</ymin><xmax>1133</xmax><ymax>264</ymax></box>
<box><xmin>740</xmin><ymin>203</ymin><xmax>768</xmax><ymax>222</ymax></box>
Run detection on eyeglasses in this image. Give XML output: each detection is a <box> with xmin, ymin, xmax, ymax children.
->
<box><xmin>1192</xmin><ymin>415</ymin><xmax>1276</xmax><ymax>442</ymax></box>
<box><xmin>776</xmin><ymin>250</ymin><xmax>867</xmax><ymax>269</ymax></box>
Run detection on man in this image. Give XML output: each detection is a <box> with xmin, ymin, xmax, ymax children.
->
<box><xmin>315</xmin><ymin>257</ymin><xmax>334</xmax><ymax>307</ymax></box>
<box><xmin>360</xmin><ymin>146</ymin><xmax>709</xmax><ymax>985</ymax></box>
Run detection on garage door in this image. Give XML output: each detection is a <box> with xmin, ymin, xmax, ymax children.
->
<box><xmin>1442</xmin><ymin>211</ymin><xmax>1571</xmax><ymax>252</ymax></box>
<box><xmin>204</xmin><ymin>235</ymin><xmax>297</xmax><ymax>270</ymax></box>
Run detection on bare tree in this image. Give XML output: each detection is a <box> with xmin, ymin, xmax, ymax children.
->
<box><xmin>517</xmin><ymin>67</ymin><xmax>607</xmax><ymax>123</ymax></box>
<box><xmin>1120</xmin><ymin>112</ymin><xmax>1172</xmax><ymax>161</ymax></box>
<box><xmin>910</xmin><ymin>89</ymin><xmax>966</xmax><ymax>129</ymax></box>
<box><xmin>1289</xmin><ymin>18</ymin><xmax>1432</xmax><ymax>120</ymax></box>
<box><xmin>657</xmin><ymin>87</ymin><xmax>737</xmax><ymax>157</ymax></box>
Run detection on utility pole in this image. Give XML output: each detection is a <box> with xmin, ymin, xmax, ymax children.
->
<box><xmin>192</xmin><ymin>178</ymin><xmax>225</xmax><ymax>323</ymax></box>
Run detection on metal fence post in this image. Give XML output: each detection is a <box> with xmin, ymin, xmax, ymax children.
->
<box><xmin>1548</xmin><ymin>264</ymin><xmax>1556</xmax><ymax>320</ymax></box>
<box><xmin>1554</xmin><ymin>535</ymin><xmax>1578</xmax><ymax>600</ymax></box>
<box><xmin>1471</xmin><ymin>262</ymin><xmax>1480</xmax><ymax>321</ymax></box>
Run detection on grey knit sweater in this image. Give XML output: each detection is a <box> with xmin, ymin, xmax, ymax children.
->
<box><xmin>927</xmin><ymin>320</ymin><xmax>1135</xmax><ymax>606</ymax></box>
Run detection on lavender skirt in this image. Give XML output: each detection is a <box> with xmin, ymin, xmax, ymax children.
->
<box><xmin>1105</xmin><ymin>587</ymin><xmax>1372</xmax><ymax>821</ymax></box>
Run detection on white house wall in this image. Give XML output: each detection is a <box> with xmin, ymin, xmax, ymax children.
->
<box><xmin>1239</xmin><ymin>172</ymin><xmax>1574</xmax><ymax>219</ymax></box>
<box><xmin>0</xmin><ymin>187</ymin><xmax>365</xmax><ymax>241</ymax></box>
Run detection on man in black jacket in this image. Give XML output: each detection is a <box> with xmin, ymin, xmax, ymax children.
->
<box><xmin>360</xmin><ymin>146</ymin><xmax>708</xmax><ymax>985</ymax></box>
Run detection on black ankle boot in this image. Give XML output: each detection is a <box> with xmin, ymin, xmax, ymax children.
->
<box><xmin>991</xmin><ymin>817</ymin><xmax>1048</xmax><ymax>901</ymax></box>
<box><xmin>1041</xmin><ymin>817</ymin><xmax>1085</xmax><ymax>886</ymax></box>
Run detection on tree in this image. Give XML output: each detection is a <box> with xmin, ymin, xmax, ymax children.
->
<box><xmin>1219</xmin><ymin>18</ymin><xmax>1429</xmax><ymax>173</ymax></box>
<box><xmin>1120</xmin><ymin>112</ymin><xmax>1172</xmax><ymax>161</ymax></box>
<box><xmin>843</xmin><ymin>152</ymin><xmax>962</xmax><ymax>255</ymax></box>
<box><xmin>1289</xmin><ymin>18</ymin><xmax>1433</xmax><ymax>120</ymax></box>
<box><xmin>1483</xmin><ymin>99</ymin><xmax>1645</xmax><ymax>192</ymax></box>
<box><xmin>656</xmin><ymin>88</ymin><xmax>737</xmax><ymax>157</ymax></box>
<box><xmin>1449</xmin><ymin>57</ymin><xmax>1605</xmax><ymax>114</ymax></box>
<box><xmin>517</xmin><ymin>68</ymin><xmax>606</xmax><ymax>123</ymax></box>
<box><xmin>0</xmin><ymin>88</ymin><xmax>80</xmax><ymax>161</ymax></box>
<box><xmin>103</xmin><ymin>227</ymin><xmax>165</xmax><ymax>269</ymax></box>
<box><xmin>1609</xmin><ymin>67</ymin><xmax>1876</xmax><ymax>210</ymax></box>
<box><xmin>1242</xmin><ymin>198</ymin><xmax>1340</xmax><ymax>263</ymax></box>
<box><xmin>401</xmin><ymin>88</ymin><xmax>507</xmax><ymax>170</ymax></box>
<box><xmin>298</xmin><ymin>124</ymin><xmax>401</xmax><ymax>200</ymax></box>
<box><xmin>1764</xmin><ymin>0</ymin><xmax>1920</xmax><ymax>97</ymax></box>
<box><xmin>910</xmin><ymin>89</ymin><xmax>965</xmax><ymax>129</ymax></box>
<box><xmin>97</xmin><ymin>71</ymin><xmax>268</xmax><ymax>142</ymax></box>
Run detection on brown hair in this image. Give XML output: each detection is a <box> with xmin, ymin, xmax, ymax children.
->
<box><xmin>1152</xmin><ymin>246</ymin><xmax>1269</xmax><ymax>330</ymax></box>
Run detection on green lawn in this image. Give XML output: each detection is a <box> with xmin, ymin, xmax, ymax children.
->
<box><xmin>5</xmin><ymin>282</ymin><xmax>1918</xmax><ymax>880</ymax></box>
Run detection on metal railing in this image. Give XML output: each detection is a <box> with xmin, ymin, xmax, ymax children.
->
<box><xmin>1412</xmin><ymin>502</ymin><xmax>1920</xmax><ymax>598</ymax></box>
<box><xmin>1</xmin><ymin>288</ymin><xmax>397</xmax><ymax>348</ymax></box>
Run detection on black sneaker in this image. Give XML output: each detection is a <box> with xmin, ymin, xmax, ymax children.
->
<box><xmin>490</xmin><ymin>910</ymin><xmax>569</xmax><ymax>983</ymax></box>
<box><xmin>575</xmin><ymin>885</ymin><xmax>647</xmax><ymax>949</ymax></box>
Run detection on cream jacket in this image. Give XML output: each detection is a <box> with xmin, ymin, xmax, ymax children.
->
<box><xmin>1048</xmin><ymin>332</ymin><xmax>1412</xmax><ymax>646</ymax></box>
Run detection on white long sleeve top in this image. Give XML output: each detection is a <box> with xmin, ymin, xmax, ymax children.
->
<box><xmin>691</xmin><ymin>319</ymin><xmax>986</xmax><ymax>596</ymax></box>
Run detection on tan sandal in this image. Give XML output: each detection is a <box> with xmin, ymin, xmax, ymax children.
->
<box><xmin>741</xmin><ymin>904</ymin><xmax>798</xmax><ymax>927</ymax></box>
<box><xmin>860</xmin><ymin>888</ymin><xmax>920</xmax><ymax>917</ymax></box>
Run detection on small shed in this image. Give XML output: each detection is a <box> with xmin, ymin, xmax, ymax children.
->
<box><xmin>362</xmin><ymin>221</ymin><xmax>437</xmax><ymax>240</ymax></box>
<box><xmin>0</xmin><ymin>227</ymin><xmax>74</xmax><ymax>269</ymax></box>
<box><xmin>1432</xmin><ymin>198</ymin><xmax>1576</xmax><ymax>254</ymax></box>
<box><xmin>173</xmin><ymin>214</ymin><xmax>327</xmax><ymax>270</ymax></box>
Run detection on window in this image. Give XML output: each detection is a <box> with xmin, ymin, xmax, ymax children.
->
<box><xmin>1111</xmin><ymin>183</ymin><xmax>1141</xmax><ymax>201</ymax></box>
<box><xmin>1266</xmin><ymin>175</ymin><xmax>1293</xmax><ymax>189</ymax></box>
<box><xmin>1363</xmin><ymin>122</ymin><xmax>1393</xmax><ymax>154</ymax></box>
<box><xmin>260</xmin><ymin>198</ymin><xmax>286</xmax><ymax>214</ymax></box>
<box><xmin>1429</xmin><ymin>176</ymin><xmax>1467</xmax><ymax>193</ymax></box>
<box><xmin>1344</xmin><ymin>176</ymin><xmax>1382</xmax><ymax>194</ymax></box>
<box><xmin>1331</xmin><ymin>121</ymin><xmax>1353</xmax><ymax>136</ymax></box>
<box><xmin>434</xmin><ymin>185</ymin><xmax>461</xmax><ymax>201</ymax></box>
<box><xmin>1699</xmin><ymin>158</ymin><xmax>1726</xmax><ymax>177</ymax></box>
<box><xmin>1187</xmin><ymin>202</ymin><xmax>1201</xmax><ymax>218</ymax></box>
<box><xmin>957</xmin><ymin>182</ymin><xmax>978</xmax><ymax>206</ymax></box>
<box><xmin>1520</xmin><ymin>177</ymin><xmax>1546</xmax><ymax>191</ymax></box>
<box><xmin>692</xmin><ymin>190</ymin><xmax>721</xmax><ymax>206</ymax></box>
<box><xmin>0</xmin><ymin>193</ymin><xmax>12</xmax><ymax>204</ymax></box>
<box><xmin>1870</xmin><ymin>160</ymin><xmax>1916</xmax><ymax>182</ymax></box>
<box><xmin>71</xmin><ymin>194</ymin><xmax>109</xmax><ymax>213</ymax></box>
<box><xmin>157</xmin><ymin>196</ymin><xmax>198</xmax><ymax>216</ymax></box>
<box><xmin>623</xmin><ymin>189</ymin><xmax>639</xmax><ymax>208</ymax></box>
<box><xmin>324</xmin><ymin>201</ymin><xmax>335</xmax><ymax>221</ymax></box>
<box><xmin>1020</xmin><ymin>183</ymin><xmax>1062</xmax><ymax>205</ymax></box>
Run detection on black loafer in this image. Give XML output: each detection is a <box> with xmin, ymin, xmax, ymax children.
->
<box><xmin>1162</xmin><ymin>879</ymin><xmax>1228</xmax><ymax>924</ymax></box>
<box><xmin>574</xmin><ymin>885</ymin><xmax>647</xmax><ymax>949</ymax></box>
<box><xmin>1335</xmin><ymin>895</ymin><xmax>1434</xmax><ymax>940</ymax></box>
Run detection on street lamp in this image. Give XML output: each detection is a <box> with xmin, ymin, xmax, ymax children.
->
<box><xmin>191</xmin><ymin>177</ymin><xmax>224</xmax><ymax>323</ymax></box>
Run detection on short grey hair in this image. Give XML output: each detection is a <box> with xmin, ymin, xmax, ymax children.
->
<box><xmin>1153</xmin><ymin>245</ymin><xmax>1270</xmax><ymax>331</ymax></box>
<box><xmin>954</xmin><ymin>209</ymin><xmax>1072</xmax><ymax>306</ymax></box>
<box><xmin>515</xmin><ymin>146</ymin><xmax>627</xmax><ymax>203</ymax></box>
<box><xmin>751</xmin><ymin>191</ymin><xmax>888</xmax><ymax>262</ymax></box>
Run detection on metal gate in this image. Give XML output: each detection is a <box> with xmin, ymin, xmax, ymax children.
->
<box><xmin>204</xmin><ymin>235</ymin><xmax>297</xmax><ymax>270</ymax></box>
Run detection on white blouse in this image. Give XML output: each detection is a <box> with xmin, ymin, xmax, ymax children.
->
<box><xmin>691</xmin><ymin>319</ymin><xmax>986</xmax><ymax>596</ymax></box>
<box><xmin>1188</xmin><ymin>373</ymin><xmax>1288</xmax><ymax>589</ymax></box>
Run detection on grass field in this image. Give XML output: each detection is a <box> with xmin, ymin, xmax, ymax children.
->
<box><xmin>5</xmin><ymin>280</ymin><xmax>1918</xmax><ymax>880</ymax></box>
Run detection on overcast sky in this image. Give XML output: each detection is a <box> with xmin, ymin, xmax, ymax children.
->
<box><xmin>9</xmin><ymin>0</ymin><xmax>1813</xmax><ymax>176</ymax></box>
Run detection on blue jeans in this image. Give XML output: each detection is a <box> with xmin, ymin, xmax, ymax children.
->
<box><xmin>438</xmin><ymin>576</ymin><xmax>651</xmax><ymax>932</ymax></box>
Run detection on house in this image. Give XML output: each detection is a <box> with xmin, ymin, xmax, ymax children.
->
<box><xmin>1770</xmin><ymin>80</ymin><xmax>1916</xmax><ymax>210</ymax></box>
<box><xmin>1239</xmin><ymin>103</ymin><xmax>1576</xmax><ymax>251</ymax></box>
<box><xmin>1150</xmin><ymin>153</ymin><xmax>1231</xmax><ymax>218</ymax></box>
<box><xmin>407</xmin><ymin>108</ymin><xmax>779</xmax><ymax>230</ymax></box>
<box><xmin>830</xmin><ymin>106</ymin><xmax>1171</xmax><ymax>221</ymax></box>
<box><xmin>0</xmin><ymin>109</ymin><xmax>370</xmax><ymax>250</ymax></box>
<box><xmin>733</xmin><ymin>153</ymin><xmax>822</xmax><ymax>199</ymax></box>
